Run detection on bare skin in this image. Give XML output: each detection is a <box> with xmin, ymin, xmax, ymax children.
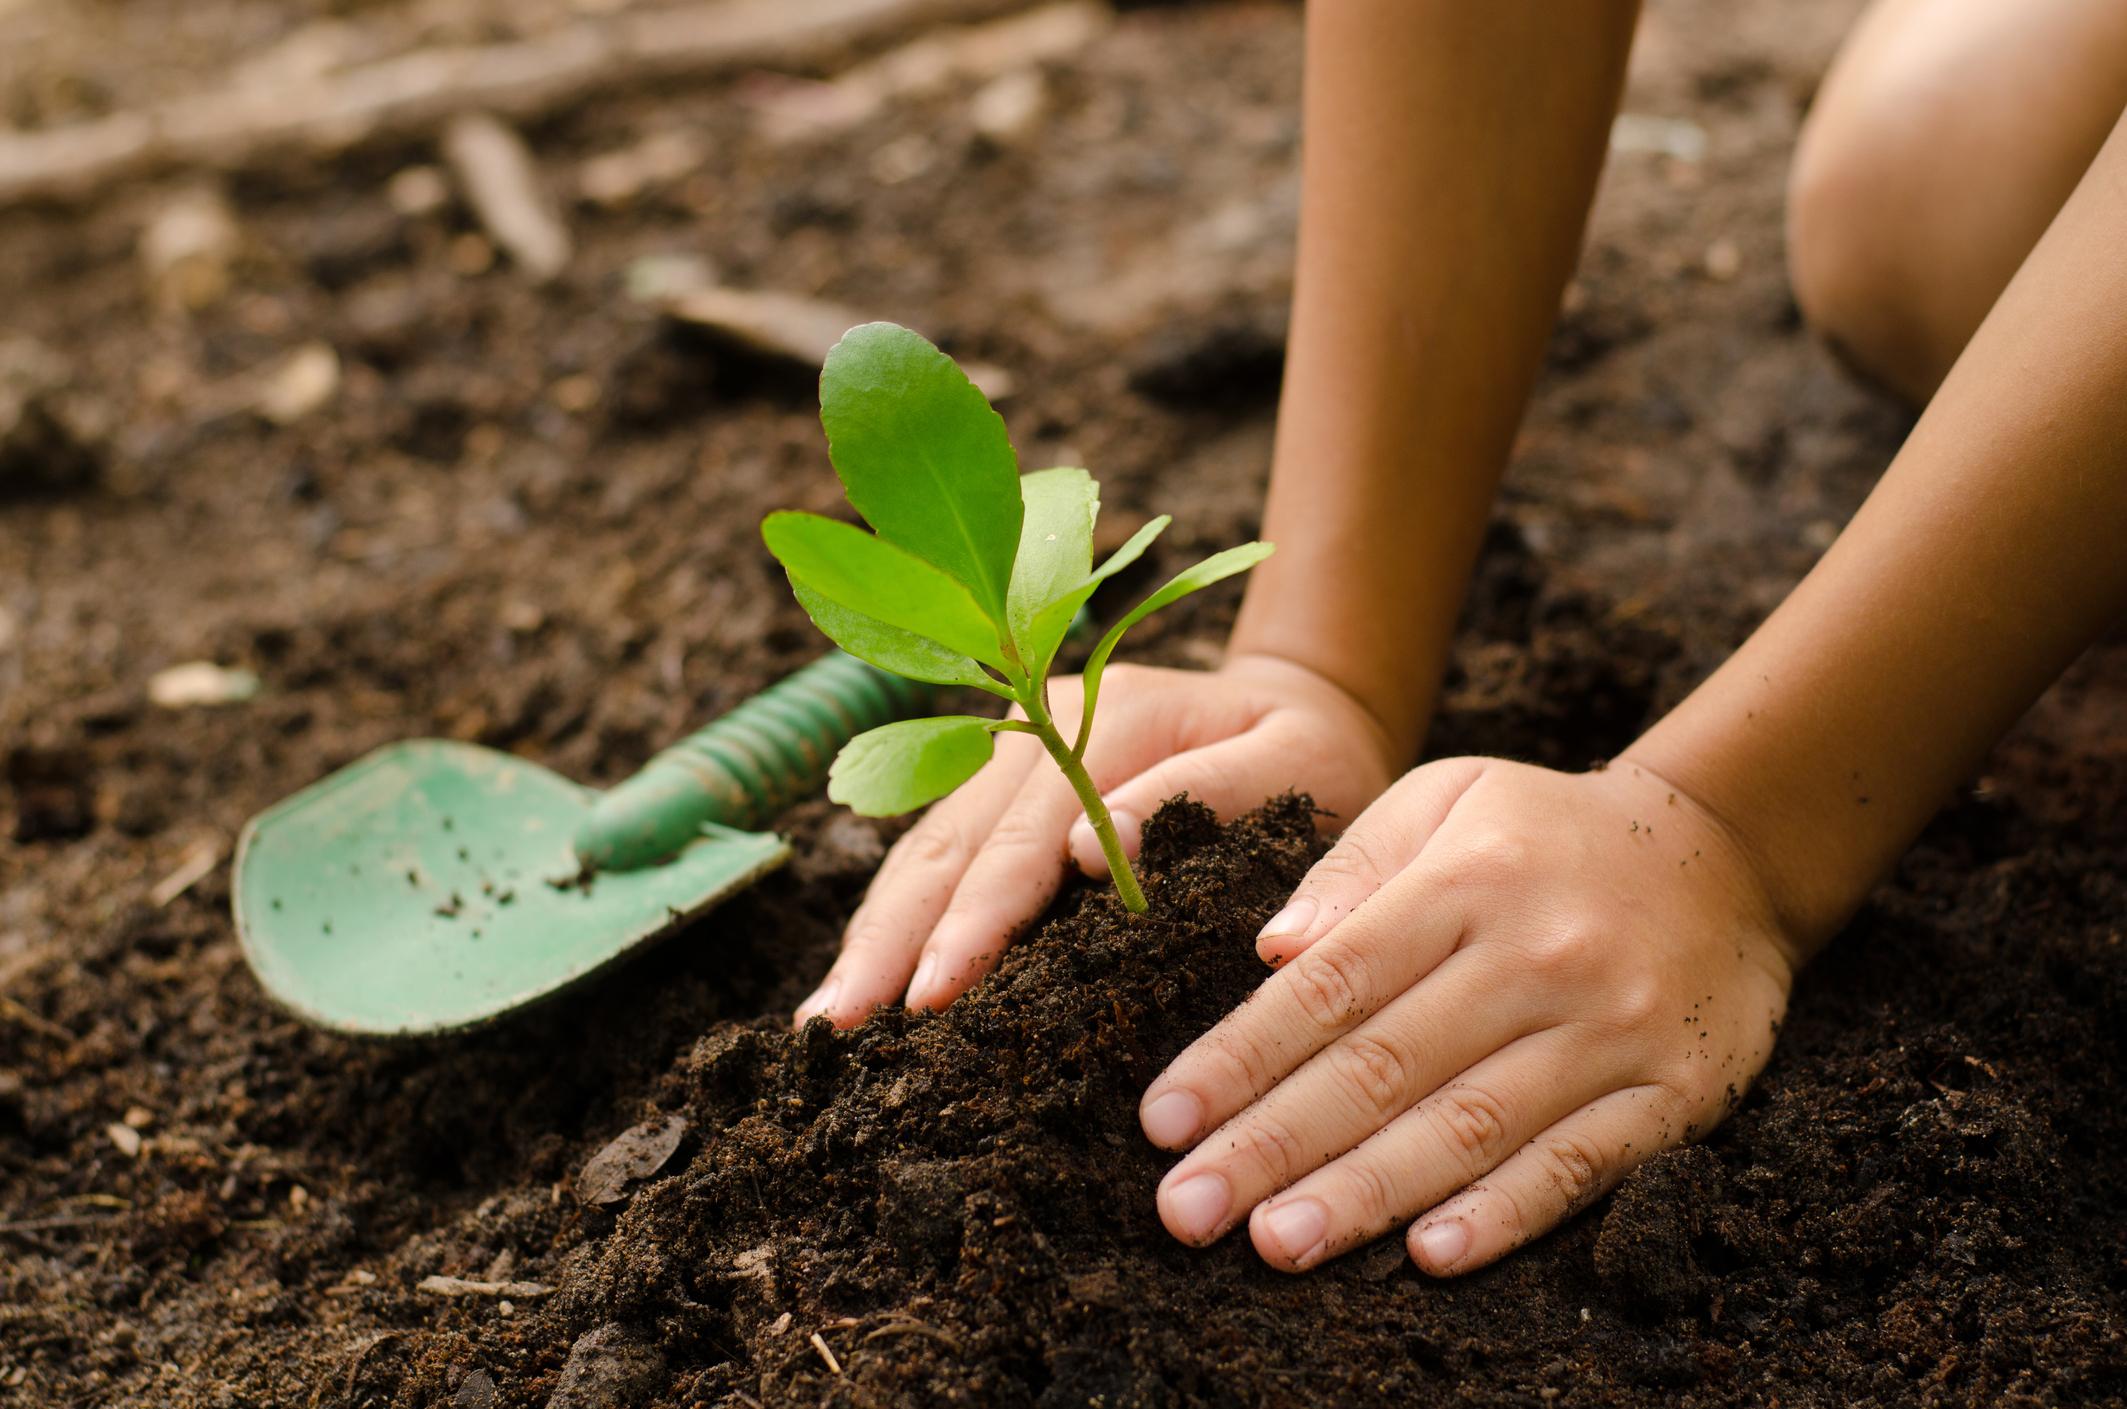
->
<box><xmin>803</xmin><ymin>0</ymin><xmax>2127</xmax><ymax>1276</ymax></box>
<box><xmin>1789</xmin><ymin>0</ymin><xmax>2127</xmax><ymax>403</ymax></box>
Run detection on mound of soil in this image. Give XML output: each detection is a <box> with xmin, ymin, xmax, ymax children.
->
<box><xmin>342</xmin><ymin>777</ymin><xmax>2125</xmax><ymax>1409</ymax></box>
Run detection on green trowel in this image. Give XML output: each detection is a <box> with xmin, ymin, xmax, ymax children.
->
<box><xmin>233</xmin><ymin>651</ymin><xmax>930</xmax><ymax>1037</ymax></box>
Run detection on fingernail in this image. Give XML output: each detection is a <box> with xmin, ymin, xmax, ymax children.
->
<box><xmin>794</xmin><ymin>977</ymin><xmax>840</xmax><ymax>1027</ymax></box>
<box><xmin>906</xmin><ymin>953</ymin><xmax>942</xmax><ymax>1010</ymax></box>
<box><xmin>1106</xmin><ymin>804</ymin><xmax>1140</xmax><ymax>851</ymax></box>
<box><xmin>1140</xmin><ymin>1089</ymin><xmax>1202</xmax><ymax>1148</ymax></box>
<box><xmin>1106</xmin><ymin>808</ymin><xmax>1141</xmax><ymax>854</ymax></box>
<box><xmin>1413</xmin><ymin>1218</ymin><xmax>1470</xmax><ymax>1272</ymax></box>
<box><xmin>1260</xmin><ymin>1198</ymin><xmax>1328</xmax><ymax>1266</ymax></box>
<box><xmin>1256</xmin><ymin>896</ymin><xmax>1316</xmax><ymax>943</ymax></box>
<box><xmin>1162</xmin><ymin>1172</ymin><xmax>1230</xmax><ymax>1243</ymax></box>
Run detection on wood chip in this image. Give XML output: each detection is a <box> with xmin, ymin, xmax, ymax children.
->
<box><xmin>0</xmin><ymin>995</ymin><xmax>75</xmax><ymax>1044</ymax></box>
<box><xmin>443</xmin><ymin>113</ymin><xmax>570</xmax><ymax>283</ymax></box>
<box><xmin>415</xmin><ymin>1275</ymin><xmax>553</xmax><ymax>1299</ymax></box>
<box><xmin>578</xmin><ymin>129</ymin><xmax>705</xmax><ymax>207</ymax></box>
<box><xmin>255</xmin><ymin>342</ymin><xmax>341</xmax><ymax>424</ymax></box>
<box><xmin>576</xmin><ymin>1113</ymin><xmax>688</xmax><ymax>1206</ymax></box>
<box><xmin>969</xmin><ymin>68</ymin><xmax>1046</xmax><ymax>144</ymax></box>
<box><xmin>149</xmin><ymin>838</ymin><xmax>225</xmax><ymax>907</ymax></box>
<box><xmin>863</xmin><ymin>1317</ymin><xmax>962</xmax><ymax>1353</ymax></box>
<box><xmin>138</xmin><ymin>186</ymin><xmax>239</xmax><ymax>312</ymax></box>
<box><xmin>148</xmin><ymin>661</ymin><xmax>260</xmax><ymax>708</ymax></box>
<box><xmin>0</xmin><ymin>0</ymin><xmax>1017</xmax><ymax>205</ymax></box>
<box><xmin>665</xmin><ymin>286</ymin><xmax>1014</xmax><ymax>399</ymax></box>
<box><xmin>750</xmin><ymin>1</ymin><xmax>1105</xmax><ymax>143</ymax></box>
<box><xmin>106</xmin><ymin>1122</ymin><xmax>143</xmax><ymax>1159</ymax></box>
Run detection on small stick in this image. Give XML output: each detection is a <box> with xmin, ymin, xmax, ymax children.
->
<box><xmin>444</xmin><ymin>113</ymin><xmax>570</xmax><ymax>283</ymax></box>
<box><xmin>149</xmin><ymin>839</ymin><xmax>224</xmax><ymax>908</ymax></box>
<box><xmin>809</xmin><ymin>1331</ymin><xmax>843</xmax><ymax>1376</ymax></box>
<box><xmin>0</xmin><ymin>996</ymin><xmax>74</xmax><ymax>1043</ymax></box>
<box><xmin>0</xmin><ymin>0</ymin><xmax>1019</xmax><ymax>205</ymax></box>
<box><xmin>414</xmin><ymin>1275</ymin><xmax>553</xmax><ymax>1298</ymax></box>
<box><xmin>0</xmin><ymin>1213</ymin><xmax>113</xmax><ymax>1235</ymax></box>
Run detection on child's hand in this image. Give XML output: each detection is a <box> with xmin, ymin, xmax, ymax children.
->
<box><xmin>1138</xmin><ymin>756</ymin><xmax>1799</xmax><ymax>1275</ymax></box>
<box><xmin>795</xmin><ymin>654</ymin><xmax>1400</xmax><ymax>1027</ymax></box>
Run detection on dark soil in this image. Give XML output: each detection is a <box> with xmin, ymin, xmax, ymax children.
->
<box><xmin>3</xmin><ymin>1</ymin><xmax>2124</xmax><ymax>1406</ymax></box>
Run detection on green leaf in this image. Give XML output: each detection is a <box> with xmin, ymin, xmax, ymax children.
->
<box><xmin>762</xmin><ymin>512</ymin><xmax>1007</xmax><ymax>670</ymax></box>
<box><xmin>828</xmin><ymin>716</ymin><xmax>1000</xmax><ymax>817</ymax></box>
<box><xmin>1073</xmin><ymin>541</ymin><xmax>1274</xmax><ymax>753</ymax></box>
<box><xmin>1022</xmin><ymin>514</ymin><xmax>1170</xmax><ymax>678</ymax></box>
<box><xmin>820</xmin><ymin>323</ymin><xmax>1023</xmax><ymax>626</ymax></box>
<box><xmin>791</xmin><ymin>584</ymin><xmax>1007</xmax><ymax>695</ymax></box>
<box><xmin>1006</xmin><ymin>467</ymin><xmax>1096</xmax><ymax>660</ymax></box>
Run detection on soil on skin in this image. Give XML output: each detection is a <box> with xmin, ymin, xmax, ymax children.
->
<box><xmin>3</xmin><ymin>0</ymin><xmax>2125</xmax><ymax>1405</ymax></box>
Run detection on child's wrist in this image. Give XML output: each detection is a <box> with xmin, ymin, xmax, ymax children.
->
<box><xmin>1625</xmin><ymin>727</ymin><xmax>1880</xmax><ymax>970</ymax></box>
<box><xmin>1220</xmin><ymin>634</ymin><xmax>1434</xmax><ymax>768</ymax></box>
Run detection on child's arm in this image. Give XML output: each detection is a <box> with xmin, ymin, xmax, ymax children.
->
<box><xmin>798</xmin><ymin>0</ymin><xmax>1641</xmax><ymax>1027</ymax></box>
<box><xmin>1140</xmin><ymin>108</ymin><xmax>2127</xmax><ymax>1276</ymax></box>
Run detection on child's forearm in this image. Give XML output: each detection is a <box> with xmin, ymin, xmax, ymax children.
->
<box><xmin>1230</xmin><ymin>0</ymin><xmax>1641</xmax><ymax>761</ymax></box>
<box><xmin>1628</xmin><ymin>109</ymin><xmax>2127</xmax><ymax>955</ymax></box>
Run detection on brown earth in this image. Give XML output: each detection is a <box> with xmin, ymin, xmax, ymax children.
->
<box><xmin>2</xmin><ymin>1</ymin><xmax>2124</xmax><ymax>1405</ymax></box>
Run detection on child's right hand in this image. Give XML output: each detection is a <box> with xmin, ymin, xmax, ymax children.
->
<box><xmin>793</xmin><ymin>653</ymin><xmax>1401</xmax><ymax>1027</ymax></box>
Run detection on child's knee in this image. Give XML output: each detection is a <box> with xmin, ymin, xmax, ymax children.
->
<box><xmin>1784</xmin><ymin>90</ymin><xmax>1952</xmax><ymax>405</ymax></box>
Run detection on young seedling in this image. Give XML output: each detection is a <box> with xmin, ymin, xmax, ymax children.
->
<box><xmin>760</xmin><ymin>322</ymin><xmax>1272</xmax><ymax>913</ymax></box>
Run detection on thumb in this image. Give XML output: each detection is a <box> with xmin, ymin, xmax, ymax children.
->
<box><xmin>1065</xmin><ymin>729</ymin><xmax>1294</xmax><ymax>878</ymax></box>
<box><xmin>1252</xmin><ymin>756</ymin><xmax>1488</xmax><ymax>966</ymax></box>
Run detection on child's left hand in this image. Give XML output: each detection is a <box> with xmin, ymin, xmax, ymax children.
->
<box><xmin>1137</xmin><ymin>755</ymin><xmax>1801</xmax><ymax>1275</ymax></box>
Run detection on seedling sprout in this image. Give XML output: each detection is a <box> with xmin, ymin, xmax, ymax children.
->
<box><xmin>761</xmin><ymin>322</ymin><xmax>1272</xmax><ymax>912</ymax></box>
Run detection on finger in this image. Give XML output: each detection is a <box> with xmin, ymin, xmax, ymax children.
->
<box><xmin>1064</xmin><ymin>721</ymin><xmax>1290</xmax><ymax>877</ymax></box>
<box><xmin>903</xmin><ymin>762</ymin><xmax>1087</xmax><ymax>1011</ymax></box>
<box><xmin>1140</xmin><ymin>872</ymin><xmax>1467</xmax><ymax>1152</ymax></box>
<box><xmin>1241</xmin><ymin>1028</ymin><xmax>1628</xmax><ymax>1272</ymax></box>
<box><xmin>794</xmin><ymin>735</ymin><xmax>1040</xmax><ymax>1027</ymax></box>
<box><xmin>1255</xmin><ymin>756</ymin><xmax>1488</xmax><ymax>966</ymax></box>
<box><xmin>1147</xmin><ymin>948</ymin><xmax>1522</xmax><ymax>1247</ymax></box>
<box><xmin>1406</xmin><ymin>1083</ymin><xmax>1673</xmax><ymax>1277</ymax></box>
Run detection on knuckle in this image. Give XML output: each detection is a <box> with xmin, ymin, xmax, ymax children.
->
<box><xmin>839</xmin><ymin>913</ymin><xmax>909</xmax><ymax>961</ymax></box>
<box><xmin>1434</xmin><ymin>1083</ymin><xmax>1513</xmax><ymax>1170</ymax></box>
<box><xmin>1607</xmin><ymin>975</ymin><xmax>1665</xmax><ymax>1031</ymax></box>
<box><xmin>1329</xmin><ymin>1031</ymin><xmax>1413</xmax><ymax>1118</ymax></box>
<box><xmin>1335</xmin><ymin>1156</ymin><xmax>1401</xmax><ymax>1227</ymax></box>
<box><xmin>1285</xmin><ymin>943</ymin><xmax>1369</xmax><ymax>1031</ymax></box>
<box><xmin>1521</xmin><ymin>923</ymin><xmax>1599</xmax><ymax>978</ymax></box>
<box><xmin>1193</xmin><ymin>1032</ymin><xmax>1271</xmax><ymax>1104</ymax></box>
<box><xmin>1102</xmin><ymin>662</ymin><xmax>1150</xmax><ymax>695</ymax></box>
<box><xmin>1533</xmin><ymin>1132</ymin><xmax>1608</xmax><ymax>1215</ymax></box>
<box><xmin>1228</xmin><ymin>1116</ymin><xmax>1308</xmax><ymax>1187</ymax></box>
<box><xmin>892</xmin><ymin>821</ymin><xmax>968</xmax><ymax>871</ymax></box>
<box><xmin>1179</xmin><ymin>755</ymin><xmax>1241</xmax><ymax>806</ymax></box>
<box><xmin>1485</xmin><ymin>1180</ymin><xmax>1534</xmax><ymax>1250</ymax></box>
<box><xmin>1313</xmin><ymin>828</ymin><xmax>1398</xmax><ymax>889</ymax></box>
<box><xmin>983</xmin><ymin>806</ymin><xmax>1058</xmax><ymax>857</ymax></box>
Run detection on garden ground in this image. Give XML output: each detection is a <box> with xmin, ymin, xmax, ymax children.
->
<box><xmin>2</xmin><ymin>0</ymin><xmax>2123</xmax><ymax>1404</ymax></box>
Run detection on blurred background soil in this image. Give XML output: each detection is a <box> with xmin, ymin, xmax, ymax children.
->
<box><xmin>1</xmin><ymin>0</ymin><xmax>2122</xmax><ymax>1404</ymax></box>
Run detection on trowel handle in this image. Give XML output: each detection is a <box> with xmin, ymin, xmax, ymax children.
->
<box><xmin>573</xmin><ymin>652</ymin><xmax>934</xmax><ymax>870</ymax></box>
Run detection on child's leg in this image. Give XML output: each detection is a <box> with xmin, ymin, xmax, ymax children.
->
<box><xmin>1787</xmin><ymin>0</ymin><xmax>2127</xmax><ymax>405</ymax></box>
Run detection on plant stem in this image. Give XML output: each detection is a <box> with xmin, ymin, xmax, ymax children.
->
<box><xmin>1020</xmin><ymin>695</ymin><xmax>1148</xmax><ymax>914</ymax></box>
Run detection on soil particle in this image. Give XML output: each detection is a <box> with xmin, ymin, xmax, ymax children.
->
<box><xmin>546</xmin><ymin>1323</ymin><xmax>667</xmax><ymax>1409</ymax></box>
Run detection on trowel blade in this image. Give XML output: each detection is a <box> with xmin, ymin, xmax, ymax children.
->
<box><xmin>233</xmin><ymin>740</ymin><xmax>787</xmax><ymax>1036</ymax></box>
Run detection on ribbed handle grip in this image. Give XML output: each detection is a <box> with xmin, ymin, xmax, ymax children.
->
<box><xmin>573</xmin><ymin>652</ymin><xmax>935</xmax><ymax>870</ymax></box>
